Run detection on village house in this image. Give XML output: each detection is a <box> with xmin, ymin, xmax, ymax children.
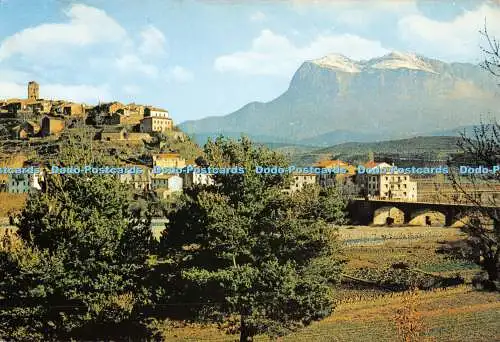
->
<box><xmin>0</xmin><ymin>155</ymin><xmax>27</xmax><ymax>192</ymax></box>
<box><xmin>40</xmin><ymin>115</ymin><xmax>65</xmax><ymax>137</ymax></box>
<box><xmin>182</xmin><ymin>172</ymin><xmax>215</xmax><ymax>188</ymax></box>
<box><xmin>379</xmin><ymin>173</ymin><xmax>418</xmax><ymax>201</ymax></box>
<box><xmin>356</xmin><ymin>161</ymin><xmax>418</xmax><ymax>201</ymax></box>
<box><xmin>100</xmin><ymin>126</ymin><xmax>151</xmax><ymax>143</ymax></box>
<box><xmin>118</xmin><ymin>168</ymin><xmax>151</xmax><ymax>191</ymax></box>
<box><xmin>152</xmin><ymin>152</ymin><xmax>186</xmax><ymax>168</ymax></box>
<box><xmin>108</xmin><ymin>108</ymin><xmax>143</xmax><ymax>126</ymax></box>
<box><xmin>62</xmin><ymin>103</ymin><xmax>86</xmax><ymax>118</ymax></box>
<box><xmin>10</xmin><ymin>121</ymin><xmax>40</xmax><ymax>140</ymax></box>
<box><xmin>7</xmin><ymin>174</ymin><xmax>30</xmax><ymax>193</ymax></box>
<box><xmin>140</xmin><ymin>116</ymin><xmax>173</xmax><ymax>133</ymax></box>
<box><xmin>314</xmin><ymin>159</ymin><xmax>356</xmax><ymax>188</ymax></box>
<box><xmin>126</xmin><ymin>103</ymin><xmax>146</xmax><ymax>116</ymax></box>
<box><xmin>151</xmin><ymin>174</ymin><xmax>183</xmax><ymax>198</ymax></box>
<box><xmin>4</xmin><ymin>162</ymin><xmax>43</xmax><ymax>194</ymax></box>
<box><xmin>95</xmin><ymin>101</ymin><xmax>125</xmax><ymax>115</ymax></box>
<box><xmin>144</xmin><ymin>107</ymin><xmax>169</xmax><ymax>118</ymax></box>
<box><xmin>26</xmin><ymin>100</ymin><xmax>52</xmax><ymax>114</ymax></box>
<box><xmin>2</xmin><ymin>99</ymin><xmax>26</xmax><ymax>114</ymax></box>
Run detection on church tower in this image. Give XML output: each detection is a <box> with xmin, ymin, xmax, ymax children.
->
<box><xmin>28</xmin><ymin>81</ymin><xmax>39</xmax><ymax>100</ymax></box>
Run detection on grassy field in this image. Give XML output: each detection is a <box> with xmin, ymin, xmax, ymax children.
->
<box><xmin>155</xmin><ymin>226</ymin><xmax>499</xmax><ymax>341</ymax></box>
<box><xmin>284</xmin><ymin>285</ymin><xmax>500</xmax><ymax>342</ymax></box>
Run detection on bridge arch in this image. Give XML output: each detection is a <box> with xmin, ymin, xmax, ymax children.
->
<box><xmin>408</xmin><ymin>210</ymin><xmax>445</xmax><ymax>227</ymax></box>
<box><xmin>373</xmin><ymin>206</ymin><xmax>404</xmax><ymax>225</ymax></box>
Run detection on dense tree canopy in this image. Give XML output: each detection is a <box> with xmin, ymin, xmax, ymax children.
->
<box><xmin>0</xmin><ymin>129</ymin><xmax>155</xmax><ymax>340</ymax></box>
<box><xmin>160</xmin><ymin>136</ymin><xmax>345</xmax><ymax>341</ymax></box>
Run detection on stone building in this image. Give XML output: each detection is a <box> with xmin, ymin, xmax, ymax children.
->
<box><xmin>140</xmin><ymin>116</ymin><xmax>173</xmax><ymax>133</ymax></box>
<box><xmin>10</xmin><ymin>121</ymin><xmax>40</xmax><ymax>139</ymax></box>
<box><xmin>28</xmin><ymin>81</ymin><xmax>39</xmax><ymax>101</ymax></box>
<box><xmin>62</xmin><ymin>103</ymin><xmax>86</xmax><ymax>118</ymax></box>
<box><xmin>100</xmin><ymin>126</ymin><xmax>151</xmax><ymax>143</ymax></box>
<box><xmin>40</xmin><ymin>115</ymin><xmax>65</xmax><ymax>137</ymax></box>
<box><xmin>152</xmin><ymin>152</ymin><xmax>186</xmax><ymax>168</ymax></box>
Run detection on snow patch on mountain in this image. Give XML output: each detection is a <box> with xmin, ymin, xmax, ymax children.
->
<box><xmin>368</xmin><ymin>51</ymin><xmax>437</xmax><ymax>73</ymax></box>
<box><xmin>311</xmin><ymin>51</ymin><xmax>438</xmax><ymax>73</ymax></box>
<box><xmin>311</xmin><ymin>54</ymin><xmax>361</xmax><ymax>73</ymax></box>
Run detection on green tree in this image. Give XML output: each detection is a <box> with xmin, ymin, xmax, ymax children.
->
<box><xmin>289</xmin><ymin>184</ymin><xmax>347</xmax><ymax>224</ymax></box>
<box><xmin>160</xmin><ymin>136</ymin><xmax>344</xmax><ymax>341</ymax></box>
<box><xmin>0</xmin><ymin>129</ymin><xmax>156</xmax><ymax>340</ymax></box>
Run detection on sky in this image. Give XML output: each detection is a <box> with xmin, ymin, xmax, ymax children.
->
<box><xmin>0</xmin><ymin>0</ymin><xmax>500</xmax><ymax>124</ymax></box>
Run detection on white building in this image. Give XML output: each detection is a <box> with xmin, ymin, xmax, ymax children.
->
<box><xmin>182</xmin><ymin>172</ymin><xmax>215</xmax><ymax>188</ymax></box>
<box><xmin>144</xmin><ymin>107</ymin><xmax>169</xmax><ymax>118</ymax></box>
<box><xmin>151</xmin><ymin>174</ymin><xmax>183</xmax><ymax>199</ymax></box>
<box><xmin>379</xmin><ymin>173</ymin><xmax>418</xmax><ymax>201</ymax></box>
<box><xmin>6</xmin><ymin>171</ymin><xmax>42</xmax><ymax>193</ymax></box>
<box><xmin>284</xmin><ymin>173</ymin><xmax>317</xmax><ymax>193</ymax></box>
<box><xmin>167</xmin><ymin>175</ymin><xmax>183</xmax><ymax>192</ymax></box>
<box><xmin>357</xmin><ymin>162</ymin><xmax>418</xmax><ymax>201</ymax></box>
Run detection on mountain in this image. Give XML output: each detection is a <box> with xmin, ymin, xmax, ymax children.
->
<box><xmin>180</xmin><ymin>52</ymin><xmax>500</xmax><ymax>145</ymax></box>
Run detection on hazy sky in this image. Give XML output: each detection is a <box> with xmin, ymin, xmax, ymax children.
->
<box><xmin>0</xmin><ymin>0</ymin><xmax>499</xmax><ymax>123</ymax></box>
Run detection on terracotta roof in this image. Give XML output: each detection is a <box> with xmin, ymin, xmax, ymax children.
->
<box><xmin>364</xmin><ymin>161</ymin><xmax>378</xmax><ymax>168</ymax></box>
<box><xmin>314</xmin><ymin>159</ymin><xmax>348</xmax><ymax>168</ymax></box>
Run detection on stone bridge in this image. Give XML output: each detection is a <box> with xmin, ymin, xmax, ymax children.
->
<box><xmin>348</xmin><ymin>199</ymin><xmax>498</xmax><ymax>227</ymax></box>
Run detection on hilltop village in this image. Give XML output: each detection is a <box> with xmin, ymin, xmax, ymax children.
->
<box><xmin>0</xmin><ymin>82</ymin><xmax>195</xmax><ymax>198</ymax></box>
<box><xmin>0</xmin><ymin>82</ymin><xmax>497</xmax><ymax>207</ymax></box>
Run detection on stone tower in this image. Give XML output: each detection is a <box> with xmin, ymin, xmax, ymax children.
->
<box><xmin>28</xmin><ymin>81</ymin><xmax>39</xmax><ymax>100</ymax></box>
